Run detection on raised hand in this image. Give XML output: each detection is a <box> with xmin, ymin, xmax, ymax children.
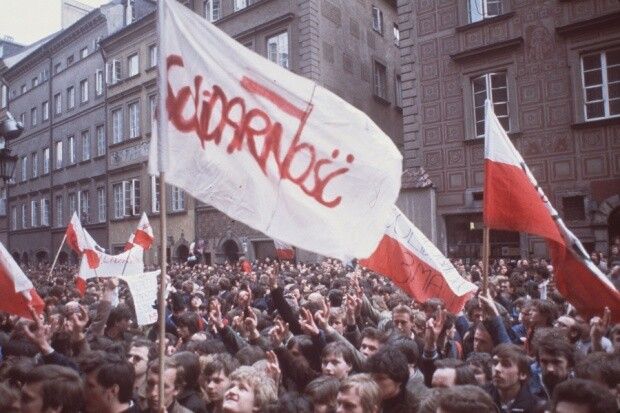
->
<box><xmin>23</xmin><ymin>305</ymin><xmax>54</xmax><ymax>354</ymax></box>
<box><xmin>424</xmin><ymin>309</ymin><xmax>446</xmax><ymax>352</ymax></box>
<box><xmin>299</xmin><ymin>307</ymin><xmax>320</xmax><ymax>336</ymax></box>
<box><xmin>265</xmin><ymin>350</ymin><xmax>281</xmax><ymax>385</ymax></box>
<box><xmin>590</xmin><ymin>306</ymin><xmax>611</xmax><ymax>348</ymax></box>
<box><xmin>209</xmin><ymin>300</ymin><xmax>225</xmax><ymax>330</ymax></box>
<box><xmin>478</xmin><ymin>292</ymin><xmax>500</xmax><ymax>318</ymax></box>
<box><xmin>269</xmin><ymin>318</ymin><xmax>289</xmax><ymax>346</ymax></box>
<box><xmin>314</xmin><ymin>299</ymin><xmax>330</xmax><ymax>330</ymax></box>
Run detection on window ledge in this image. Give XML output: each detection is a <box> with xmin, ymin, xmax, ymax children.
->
<box><xmin>450</xmin><ymin>37</ymin><xmax>523</xmax><ymax>62</ymax></box>
<box><xmin>465</xmin><ymin>131</ymin><xmax>522</xmax><ymax>143</ymax></box>
<box><xmin>556</xmin><ymin>11</ymin><xmax>620</xmax><ymax>37</ymax></box>
<box><xmin>571</xmin><ymin>117</ymin><xmax>620</xmax><ymax>129</ymax></box>
<box><xmin>373</xmin><ymin>94</ymin><xmax>391</xmax><ymax>105</ymax></box>
<box><xmin>455</xmin><ymin>12</ymin><xmax>515</xmax><ymax>32</ymax></box>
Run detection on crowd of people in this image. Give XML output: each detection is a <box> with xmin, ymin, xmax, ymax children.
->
<box><xmin>0</xmin><ymin>254</ymin><xmax>618</xmax><ymax>413</ymax></box>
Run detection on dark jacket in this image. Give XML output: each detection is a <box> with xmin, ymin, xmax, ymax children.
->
<box><xmin>485</xmin><ymin>382</ymin><xmax>544</xmax><ymax>413</ymax></box>
<box><xmin>381</xmin><ymin>385</ymin><xmax>419</xmax><ymax>413</ymax></box>
<box><xmin>177</xmin><ymin>388</ymin><xmax>207</xmax><ymax>413</ymax></box>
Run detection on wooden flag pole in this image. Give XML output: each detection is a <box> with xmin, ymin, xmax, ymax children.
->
<box><xmin>48</xmin><ymin>234</ymin><xmax>67</xmax><ymax>278</ymax></box>
<box><xmin>157</xmin><ymin>172</ymin><xmax>167</xmax><ymax>411</ymax></box>
<box><xmin>482</xmin><ymin>226</ymin><xmax>490</xmax><ymax>295</ymax></box>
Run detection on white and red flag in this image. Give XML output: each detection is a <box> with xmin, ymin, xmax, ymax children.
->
<box><xmin>360</xmin><ymin>206</ymin><xmax>477</xmax><ymax>313</ymax></box>
<box><xmin>0</xmin><ymin>242</ymin><xmax>44</xmax><ymax>319</ymax></box>
<box><xmin>274</xmin><ymin>239</ymin><xmax>295</xmax><ymax>261</ymax></box>
<box><xmin>483</xmin><ymin>100</ymin><xmax>620</xmax><ymax>320</ymax></box>
<box><xmin>125</xmin><ymin>212</ymin><xmax>154</xmax><ymax>251</ymax></box>
<box><xmin>75</xmin><ymin>246</ymin><xmax>144</xmax><ymax>294</ymax></box>
<box><xmin>150</xmin><ymin>0</ymin><xmax>402</xmax><ymax>260</ymax></box>
<box><xmin>66</xmin><ymin>212</ymin><xmax>102</xmax><ymax>269</ymax></box>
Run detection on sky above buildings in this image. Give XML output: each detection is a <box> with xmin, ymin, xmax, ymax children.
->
<box><xmin>1</xmin><ymin>0</ymin><xmax>110</xmax><ymax>45</ymax></box>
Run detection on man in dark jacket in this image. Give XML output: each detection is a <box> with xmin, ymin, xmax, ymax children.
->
<box><xmin>172</xmin><ymin>351</ymin><xmax>208</xmax><ymax>413</ymax></box>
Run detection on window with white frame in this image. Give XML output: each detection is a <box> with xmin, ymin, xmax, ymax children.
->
<box><xmin>472</xmin><ymin>72</ymin><xmax>509</xmax><ymax>137</ymax></box>
<box><xmin>21</xmin><ymin>84</ymin><xmax>26</xmax><ymax>94</ymax></box>
<box><xmin>393</xmin><ymin>23</ymin><xmax>400</xmax><ymax>46</ymax></box>
<box><xmin>113</xmin><ymin>183</ymin><xmax>124</xmax><ymax>219</ymax></box>
<box><xmin>148</xmin><ymin>45</ymin><xmax>158</xmax><ymax>68</ymax></box>
<box><xmin>54</xmin><ymin>62</ymin><xmax>62</xmax><ymax>74</ymax></box>
<box><xmin>31</xmin><ymin>107</ymin><xmax>37</xmax><ymax>127</ymax></box>
<box><xmin>233</xmin><ymin>0</ymin><xmax>250</xmax><ymax>12</ymax></box>
<box><xmin>41</xmin><ymin>198</ymin><xmax>50</xmax><ymax>226</ymax></box>
<box><xmin>81</xmin><ymin>130</ymin><xmax>91</xmax><ymax>161</ymax></box>
<box><xmin>32</xmin><ymin>76</ymin><xmax>39</xmax><ymax>88</ymax></box>
<box><xmin>373</xmin><ymin>61</ymin><xmax>387</xmax><ymax>100</ymax></box>
<box><xmin>128</xmin><ymin>53</ymin><xmax>139</xmax><ymax>77</ymax></box>
<box><xmin>42</xmin><ymin>101</ymin><xmax>49</xmax><ymax>121</ymax></box>
<box><xmin>171</xmin><ymin>186</ymin><xmax>185</xmax><ymax>211</ymax></box>
<box><xmin>19</xmin><ymin>112</ymin><xmax>25</xmax><ymax>125</ymax></box>
<box><xmin>113</xmin><ymin>179</ymin><xmax>140</xmax><ymax>218</ymax></box>
<box><xmin>21</xmin><ymin>204</ymin><xmax>27</xmax><ymax>228</ymax></box>
<box><xmin>97</xmin><ymin>187</ymin><xmax>106</xmax><ymax>222</ymax></box>
<box><xmin>67</xmin><ymin>86</ymin><xmax>75</xmax><ymax>109</ymax></box>
<box><xmin>96</xmin><ymin>125</ymin><xmax>106</xmax><ymax>156</ymax></box>
<box><xmin>43</xmin><ymin>147</ymin><xmax>50</xmax><ymax>174</ymax></box>
<box><xmin>31</xmin><ymin>200</ymin><xmax>39</xmax><ymax>227</ymax></box>
<box><xmin>11</xmin><ymin>206</ymin><xmax>17</xmax><ymax>230</ymax></box>
<box><xmin>148</xmin><ymin>94</ymin><xmax>157</xmax><ymax>131</ymax></box>
<box><xmin>468</xmin><ymin>0</ymin><xmax>502</xmax><ymax>23</ymax></box>
<box><xmin>80</xmin><ymin>46</ymin><xmax>88</xmax><ymax>59</ymax></box>
<box><xmin>55</xmin><ymin>141</ymin><xmax>63</xmax><ymax>169</ymax></box>
<box><xmin>31</xmin><ymin>152</ymin><xmax>38</xmax><ymax>178</ymax></box>
<box><xmin>151</xmin><ymin>176</ymin><xmax>160</xmax><ymax>213</ymax></box>
<box><xmin>54</xmin><ymin>93</ymin><xmax>62</xmax><ymax>115</ymax></box>
<box><xmin>581</xmin><ymin>48</ymin><xmax>620</xmax><ymax>120</ymax></box>
<box><xmin>79</xmin><ymin>190</ymin><xmax>90</xmax><ymax>223</ymax></box>
<box><xmin>0</xmin><ymin>188</ymin><xmax>6</xmax><ymax>216</ymax></box>
<box><xmin>205</xmin><ymin>0</ymin><xmax>221</xmax><ymax>21</ymax></box>
<box><xmin>106</xmin><ymin>59</ymin><xmax>122</xmax><ymax>84</ymax></box>
<box><xmin>372</xmin><ymin>5</ymin><xmax>383</xmax><ymax>34</ymax></box>
<box><xmin>112</xmin><ymin>109</ymin><xmax>123</xmax><ymax>144</ymax></box>
<box><xmin>95</xmin><ymin>69</ymin><xmax>104</xmax><ymax>96</ymax></box>
<box><xmin>21</xmin><ymin>156</ymin><xmax>27</xmax><ymax>182</ymax></box>
<box><xmin>68</xmin><ymin>193</ymin><xmax>77</xmax><ymax>215</ymax></box>
<box><xmin>267</xmin><ymin>32</ymin><xmax>289</xmax><ymax>69</ymax></box>
<box><xmin>1</xmin><ymin>84</ymin><xmax>7</xmax><ymax>109</ymax></box>
<box><xmin>68</xmin><ymin>136</ymin><xmax>76</xmax><ymax>164</ymax></box>
<box><xmin>80</xmin><ymin>79</ymin><xmax>89</xmax><ymax>103</ymax></box>
<box><xmin>395</xmin><ymin>74</ymin><xmax>403</xmax><ymax>108</ymax></box>
<box><xmin>55</xmin><ymin>195</ymin><xmax>63</xmax><ymax>227</ymax></box>
<box><xmin>129</xmin><ymin>102</ymin><xmax>140</xmax><ymax>138</ymax></box>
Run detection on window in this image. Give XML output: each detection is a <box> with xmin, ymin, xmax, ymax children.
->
<box><xmin>581</xmin><ymin>48</ymin><xmax>620</xmax><ymax>120</ymax></box>
<box><xmin>79</xmin><ymin>190</ymin><xmax>90</xmax><ymax>223</ymax></box>
<box><xmin>80</xmin><ymin>79</ymin><xmax>89</xmax><ymax>103</ymax></box>
<box><xmin>112</xmin><ymin>109</ymin><xmax>123</xmax><ymax>144</ymax></box>
<box><xmin>97</xmin><ymin>187</ymin><xmax>106</xmax><ymax>222</ymax></box>
<box><xmin>128</xmin><ymin>53</ymin><xmax>139</xmax><ymax>77</ymax></box>
<box><xmin>1</xmin><ymin>84</ymin><xmax>7</xmax><ymax>108</ymax></box>
<box><xmin>113</xmin><ymin>179</ymin><xmax>140</xmax><ymax>218</ymax></box>
<box><xmin>81</xmin><ymin>130</ymin><xmax>91</xmax><ymax>161</ymax></box>
<box><xmin>68</xmin><ymin>136</ymin><xmax>76</xmax><ymax>164</ymax></box>
<box><xmin>171</xmin><ymin>186</ymin><xmax>185</xmax><ymax>211</ymax></box>
<box><xmin>472</xmin><ymin>72</ymin><xmax>509</xmax><ymax>137</ymax></box>
<box><xmin>19</xmin><ymin>112</ymin><xmax>25</xmax><ymax>125</ymax></box>
<box><xmin>205</xmin><ymin>0</ymin><xmax>221</xmax><ymax>22</ymax></box>
<box><xmin>42</xmin><ymin>68</ymin><xmax>49</xmax><ymax>81</ymax></box>
<box><xmin>54</xmin><ymin>93</ymin><xmax>62</xmax><ymax>114</ymax></box>
<box><xmin>43</xmin><ymin>147</ymin><xmax>50</xmax><ymax>174</ymax></box>
<box><xmin>42</xmin><ymin>101</ymin><xmax>49</xmax><ymax>121</ymax></box>
<box><xmin>0</xmin><ymin>188</ymin><xmax>6</xmax><ymax>216</ymax></box>
<box><xmin>233</xmin><ymin>0</ymin><xmax>250</xmax><ymax>11</ymax></box>
<box><xmin>31</xmin><ymin>200</ymin><xmax>39</xmax><ymax>227</ymax></box>
<box><xmin>11</xmin><ymin>206</ymin><xmax>17</xmax><ymax>230</ymax></box>
<box><xmin>372</xmin><ymin>5</ymin><xmax>383</xmax><ymax>34</ymax></box>
<box><xmin>21</xmin><ymin>156</ymin><xmax>28</xmax><ymax>181</ymax></box>
<box><xmin>151</xmin><ymin>176</ymin><xmax>160</xmax><ymax>213</ymax></box>
<box><xmin>96</xmin><ymin>125</ymin><xmax>106</xmax><ymax>156</ymax></box>
<box><xmin>80</xmin><ymin>47</ymin><xmax>88</xmax><ymax>59</ymax></box>
<box><xmin>68</xmin><ymin>193</ymin><xmax>77</xmax><ymax>217</ymax></box>
<box><xmin>31</xmin><ymin>152</ymin><xmax>38</xmax><ymax>178</ymax></box>
<box><xmin>20</xmin><ymin>84</ymin><xmax>26</xmax><ymax>94</ymax></box>
<box><xmin>395</xmin><ymin>74</ymin><xmax>402</xmax><ymax>108</ymax></box>
<box><xmin>67</xmin><ymin>54</ymin><xmax>74</xmax><ymax>66</ymax></box>
<box><xmin>562</xmin><ymin>196</ymin><xmax>586</xmax><ymax>221</ymax></box>
<box><xmin>67</xmin><ymin>86</ymin><xmax>75</xmax><ymax>109</ymax></box>
<box><xmin>32</xmin><ymin>76</ymin><xmax>39</xmax><ymax>88</ymax></box>
<box><xmin>468</xmin><ymin>0</ymin><xmax>502</xmax><ymax>23</ymax></box>
<box><xmin>148</xmin><ymin>94</ymin><xmax>157</xmax><ymax>131</ymax></box>
<box><xmin>113</xmin><ymin>183</ymin><xmax>124</xmax><ymax>219</ymax></box>
<box><xmin>21</xmin><ymin>204</ymin><xmax>27</xmax><ymax>229</ymax></box>
<box><xmin>55</xmin><ymin>141</ymin><xmax>63</xmax><ymax>169</ymax></box>
<box><xmin>393</xmin><ymin>23</ymin><xmax>400</xmax><ymax>46</ymax></box>
<box><xmin>267</xmin><ymin>32</ymin><xmax>289</xmax><ymax>69</ymax></box>
<box><xmin>373</xmin><ymin>61</ymin><xmax>387</xmax><ymax>100</ymax></box>
<box><xmin>148</xmin><ymin>45</ymin><xmax>158</xmax><ymax>68</ymax></box>
<box><xmin>31</xmin><ymin>107</ymin><xmax>37</xmax><ymax>127</ymax></box>
<box><xmin>41</xmin><ymin>198</ymin><xmax>50</xmax><ymax>226</ymax></box>
<box><xmin>54</xmin><ymin>62</ymin><xmax>62</xmax><ymax>74</ymax></box>
<box><xmin>106</xmin><ymin>59</ymin><xmax>122</xmax><ymax>84</ymax></box>
<box><xmin>129</xmin><ymin>102</ymin><xmax>140</xmax><ymax>138</ymax></box>
<box><xmin>55</xmin><ymin>195</ymin><xmax>63</xmax><ymax>227</ymax></box>
<box><xmin>95</xmin><ymin>69</ymin><xmax>104</xmax><ymax>96</ymax></box>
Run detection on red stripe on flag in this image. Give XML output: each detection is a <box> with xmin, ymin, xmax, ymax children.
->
<box><xmin>133</xmin><ymin>229</ymin><xmax>153</xmax><ymax>250</ymax></box>
<box><xmin>75</xmin><ymin>277</ymin><xmax>87</xmax><ymax>296</ymax></box>
<box><xmin>276</xmin><ymin>248</ymin><xmax>295</xmax><ymax>261</ymax></box>
<box><xmin>65</xmin><ymin>222</ymin><xmax>80</xmax><ymax>253</ymax></box>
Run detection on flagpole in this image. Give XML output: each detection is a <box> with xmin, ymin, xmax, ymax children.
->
<box><xmin>48</xmin><ymin>234</ymin><xmax>67</xmax><ymax>278</ymax></box>
<box><xmin>482</xmin><ymin>226</ymin><xmax>490</xmax><ymax>295</ymax></box>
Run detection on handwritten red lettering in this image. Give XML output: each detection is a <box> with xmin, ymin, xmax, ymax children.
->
<box><xmin>165</xmin><ymin>54</ymin><xmax>355</xmax><ymax>208</ymax></box>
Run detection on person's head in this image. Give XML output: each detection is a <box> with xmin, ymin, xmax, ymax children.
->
<box><xmin>336</xmin><ymin>374</ymin><xmax>380</xmax><ymax>413</ymax></box>
<box><xmin>436</xmin><ymin>384</ymin><xmax>498</xmax><ymax>413</ymax></box>
<box><xmin>21</xmin><ymin>365</ymin><xmax>84</xmax><ymax>413</ymax></box>
<box><xmin>129</xmin><ymin>339</ymin><xmax>155</xmax><ymax>379</ymax></box>
<box><xmin>431</xmin><ymin>359</ymin><xmax>477</xmax><ymax>388</ymax></box>
<box><xmin>551</xmin><ymin>378</ymin><xmax>617</xmax><ymax>413</ymax></box>
<box><xmin>491</xmin><ymin>344</ymin><xmax>530</xmax><ymax>393</ymax></box>
<box><xmin>176</xmin><ymin>312</ymin><xmax>199</xmax><ymax>339</ymax></box>
<box><xmin>610</xmin><ymin>324</ymin><xmax>620</xmax><ymax>355</ymax></box>
<box><xmin>464</xmin><ymin>298</ymin><xmax>483</xmax><ymax>323</ymax></box>
<box><xmin>222</xmin><ymin>366</ymin><xmax>277</xmax><ymax>413</ymax></box>
<box><xmin>80</xmin><ymin>351</ymin><xmax>135</xmax><ymax>413</ymax></box>
<box><xmin>391</xmin><ymin>305</ymin><xmax>414</xmax><ymax>337</ymax></box>
<box><xmin>172</xmin><ymin>351</ymin><xmax>201</xmax><ymax>392</ymax></box>
<box><xmin>535</xmin><ymin>332</ymin><xmax>575</xmax><ymax>390</ymax></box>
<box><xmin>389</xmin><ymin>337</ymin><xmax>419</xmax><ymax>371</ymax></box>
<box><xmin>575</xmin><ymin>352</ymin><xmax>620</xmax><ymax>400</ymax></box>
<box><xmin>0</xmin><ymin>383</ymin><xmax>19</xmax><ymax>413</ymax></box>
<box><xmin>203</xmin><ymin>353</ymin><xmax>240</xmax><ymax>405</ymax></box>
<box><xmin>359</xmin><ymin>327</ymin><xmax>387</xmax><ymax>359</ymax></box>
<box><xmin>365</xmin><ymin>346</ymin><xmax>409</xmax><ymax>400</ymax></box>
<box><xmin>105</xmin><ymin>304</ymin><xmax>133</xmax><ymax>332</ymax></box>
<box><xmin>321</xmin><ymin>342</ymin><xmax>354</xmax><ymax>379</ymax></box>
<box><xmin>328</xmin><ymin>312</ymin><xmax>346</xmax><ymax>335</ymax></box>
<box><xmin>528</xmin><ymin>299</ymin><xmax>557</xmax><ymax>329</ymax></box>
<box><xmin>146</xmin><ymin>357</ymin><xmax>183</xmax><ymax>410</ymax></box>
<box><xmin>305</xmin><ymin>376</ymin><xmax>339</xmax><ymax>413</ymax></box>
<box><xmin>466</xmin><ymin>352</ymin><xmax>493</xmax><ymax>386</ymax></box>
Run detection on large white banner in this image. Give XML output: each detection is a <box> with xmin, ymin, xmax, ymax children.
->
<box><xmin>121</xmin><ymin>270</ymin><xmax>160</xmax><ymax>326</ymax></box>
<box><xmin>152</xmin><ymin>0</ymin><xmax>402</xmax><ymax>260</ymax></box>
<box><xmin>77</xmin><ymin>246</ymin><xmax>144</xmax><ymax>282</ymax></box>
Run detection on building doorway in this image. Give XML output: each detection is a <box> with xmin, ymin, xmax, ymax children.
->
<box><xmin>177</xmin><ymin>244</ymin><xmax>189</xmax><ymax>263</ymax></box>
<box><xmin>445</xmin><ymin>213</ymin><xmax>520</xmax><ymax>259</ymax></box>
<box><xmin>21</xmin><ymin>252</ymin><xmax>29</xmax><ymax>266</ymax></box>
<box><xmin>222</xmin><ymin>239</ymin><xmax>240</xmax><ymax>263</ymax></box>
<box><xmin>36</xmin><ymin>251</ymin><xmax>49</xmax><ymax>264</ymax></box>
<box><xmin>58</xmin><ymin>251</ymin><xmax>68</xmax><ymax>264</ymax></box>
<box><xmin>609</xmin><ymin>207</ymin><xmax>620</xmax><ymax>252</ymax></box>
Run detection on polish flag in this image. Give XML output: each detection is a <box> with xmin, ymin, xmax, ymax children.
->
<box><xmin>483</xmin><ymin>100</ymin><xmax>620</xmax><ymax>320</ymax></box>
<box><xmin>66</xmin><ymin>212</ymin><xmax>101</xmax><ymax>269</ymax></box>
<box><xmin>360</xmin><ymin>206</ymin><xmax>477</xmax><ymax>313</ymax></box>
<box><xmin>125</xmin><ymin>212</ymin><xmax>154</xmax><ymax>250</ymax></box>
<box><xmin>75</xmin><ymin>246</ymin><xmax>144</xmax><ymax>294</ymax></box>
<box><xmin>274</xmin><ymin>239</ymin><xmax>295</xmax><ymax>261</ymax></box>
<box><xmin>0</xmin><ymin>242</ymin><xmax>45</xmax><ymax>319</ymax></box>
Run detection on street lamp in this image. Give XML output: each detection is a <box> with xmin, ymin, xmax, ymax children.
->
<box><xmin>0</xmin><ymin>112</ymin><xmax>22</xmax><ymax>182</ymax></box>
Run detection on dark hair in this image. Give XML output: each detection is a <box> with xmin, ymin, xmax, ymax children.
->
<box><xmin>176</xmin><ymin>312</ymin><xmax>199</xmax><ymax>335</ymax></box>
<box><xmin>575</xmin><ymin>352</ymin><xmax>620</xmax><ymax>390</ymax></box>
<box><xmin>529</xmin><ymin>299</ymin><xmax>557</xmax><ymax>326</ymax></box>
<box><xmin>172</xmin><ymin>351</ymin><xmax>201</xmax><ymax>391</ymax></box>
<box><xmin>466</xmin><ymin>352</ymin><xmax>493</xmax><ymax>382</ymax></box>
<box><xmin>235</xmin><ymin>345</ymin><xmax>266</xmax><ymax>366</ymax></box>
<box><xmin>23</xmin><ymin>365</ymin><xmax>84</xmax><ymax>413</ymax></box>
<box><xmin>80</xmin><ymin>351</ymin><xmax>135</xmax><ymax>403</ymax></box>
<box><xmin>436</xmin><ymin>384</ymin><xmax>497</xmax><ymax>413</ymax></box>
<box><xmin>0</xmin><ymin>383</ymin><xmax>19</xmax><ymax>413</ymax></box>
<box><xmin>304</xmin><ymin>376</ymin><xmax>340</xmax><ymax>407</ymax></box>
<box><xmin>106</xmin><ymin>304</ymin><xmax>133</xmax><ymax>328</ymax></box>
<box><xmin>551</xmin><ymin>378</ymin><xmax>616</xmax><ymax>413</ymax></box>
<box><xmin>389</xmin><ymin>337</ymin><xmax>419</xmax><ymax>366</ymax></box>
<box><xmin>361</xmin><ymin>326</ymin><xmax>388</xmax><ymax>344</ymax></box>
<box><xmin>266</xmin><ymin>392</ymin><xmax>313</xmax><ymax>413</ymax></box>
<box><xmin>492</xmin><ymin>344</ymin><xmax>530</xmax><ymax>379</ymax></box>
<box><xmin>434</xmin><ymin>358</ymin><xmax>478</xmax><ymax>386</ymax></box>
<box><xmin>130</xmin><ymin>338</ymin><xmax>156</xmax><ymax>361</ymax></box>
<box><xmin>204</xmin><ymin>353</ymin><xmax>240</xmax><ymax>378</ymax></box>
<box><xmin>535</xmin><ymin>331</ymin><xmax>576</xmax><ymax>367</ymax></box>
<box><xmin>365</xmin><ymin>346</ymin><xmax>409</xmax><ymax>384</ymax></box>
<box><xmin>321</xmin><ymin>341</ymin><xmax>355</xmax><ymax>367</ymax></box>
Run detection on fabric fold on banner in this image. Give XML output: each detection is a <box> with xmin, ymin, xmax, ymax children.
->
<box><xmin>120</xmin><ymin>270</ymin><xmax>160</xmax><ymax>326</ymax></box>
<box><xmin>483</xmin><ymin>100</ymin><xmax>620</xmax><ymax>320</ymax></box>
<box><xmin>274</xmin><ymin>239</ymin><xmax>295</xmax><ymax>261</ymax></box>
<box><xmin>152</xmin><ymin>0</ymin><xmax>402</xmax><ymax>260</ymax></box>
<box><xmin>76</xmin><ymin>247</ymin><xmax>144</xmax><ymax>295</ymax></box>
<box><xmin>360</xmin><ymin>206</ymin><xmax>477</xmax><ymax>313</ymax></box>
<box><xmin>66</xmin><ymin>212</ymin><xmax>102</xmax><ymax>269</ymax></box>
<box><xmin>125</xmin><ymin>212</ymin><xmax>155</xmax><ymax>250</ymax></box>
<box><xmin>0</xmin><ymin>242</ymin><xmax>45</xmax><ymax>319</ymax></box>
